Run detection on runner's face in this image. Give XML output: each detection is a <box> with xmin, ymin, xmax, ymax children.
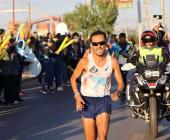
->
<box><xmin>91</xmin><ymin>35</ymin><xmax>106</xmax><ymax>56</ymax></box>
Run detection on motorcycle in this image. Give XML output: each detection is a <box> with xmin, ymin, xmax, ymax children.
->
<box><xmin>124</xmin><ymin>59</ymin><xmax>170</xmax><ymax>138</ymax></box>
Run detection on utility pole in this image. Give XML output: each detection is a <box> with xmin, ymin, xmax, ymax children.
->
<box><xmin>143</xmin><ymin>0</ymin><xmax>149</xmax><ymax>29</ymax></box>
<box><xmin>28</xmin><ymin>0</ymin><xmax>31</xmax><ymax>35</ymax></box>
<box><xmin>137</xmin><ymin>0</ymin><xmax>142</xmax><ymax>47</ymax></box>
<box><xmin>12</xmin><ymin>0</ymin><xmax>15</xmax><ymax>28</ymax></box>
<box><xmin>160</xmin><ymin>0</ymin><xmax>165</xmax><ymax>26</ymax></box>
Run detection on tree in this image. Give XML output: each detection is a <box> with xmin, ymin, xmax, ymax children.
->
<box><xmin>63</xmin><ymin>0</ymin><xmax>118</xmax><ymax>38</ymax></box>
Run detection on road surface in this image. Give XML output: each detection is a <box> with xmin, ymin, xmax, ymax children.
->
<box><xmin>0</xmin><ymin>79</ymin><xmax>169</xmax><ymax>140</ymax></box>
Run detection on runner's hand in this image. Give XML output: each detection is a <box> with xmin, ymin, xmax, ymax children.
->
<box><xmin>75</xmin><ymin>94</ymin><xmax>85</xmax><ymax>111</ymax></box>
<box><xmin>111</xmin><ymin>91</ymin><xmax>120</xmax><ymax>101</ymax></box>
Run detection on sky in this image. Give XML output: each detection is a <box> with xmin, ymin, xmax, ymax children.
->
<box><xmin>116</xmin><ymin>0</ymin><xmax>170</xmax><ymax>33</ymax></box>
<box><xmin>0</xmin><ymin>0</ymin><xmax>84</xmax><ymax>29</ymax></box>
<box><xmin>0</xmin><ymin>0</ymin><xmax>170</xmax><ymax>33</ymax></box>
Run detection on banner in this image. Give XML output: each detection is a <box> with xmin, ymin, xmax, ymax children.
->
<box><xmin>116</xmin><ymin>0</ymin><xmax>133</xmax><ymax>8</ymax></box>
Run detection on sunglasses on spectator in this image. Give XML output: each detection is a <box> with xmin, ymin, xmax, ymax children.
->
<box><xmin>91</xmin><ymin>41</ymin><xmax>106</xmax><ymax>46</ymax></box>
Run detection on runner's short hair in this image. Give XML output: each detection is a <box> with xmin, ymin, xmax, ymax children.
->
<box><xmin>89</xmin><ymin>30</ymin><xmax>107</xmax><ymax>42</ymax></box>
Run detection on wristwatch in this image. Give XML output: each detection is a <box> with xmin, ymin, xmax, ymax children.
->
<box><xmin>74</xmin><ymin>90</ymin><xmax>80</xmax><ymax>98</ymax></box>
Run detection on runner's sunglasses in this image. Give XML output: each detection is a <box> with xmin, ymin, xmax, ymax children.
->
<box><xmin>91</xmin><ymin>41</ymin><xmax>106</xmax><ymax>46</ymax></box>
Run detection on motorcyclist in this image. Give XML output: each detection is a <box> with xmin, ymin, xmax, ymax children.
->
<box><xmin>131</xmin><ymin>30</ymin><xmax>168</xmax><ymax>68</ymax></box>
<box><xmin>128</xmin><ymin>30</ymin><xmax>170</xmax><ymax>121</ymax></box>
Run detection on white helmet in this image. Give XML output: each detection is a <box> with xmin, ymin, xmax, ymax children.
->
<box><xmin>55</xmin><ymin>22</ymin><xmax>68</xmax><ymax>35</ymax></box>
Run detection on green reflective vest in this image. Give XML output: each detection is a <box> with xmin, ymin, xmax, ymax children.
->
<box><xmin>139</xmin><ymin>46</ymin><xmax>163</xmax><ymax>64</ymax></box>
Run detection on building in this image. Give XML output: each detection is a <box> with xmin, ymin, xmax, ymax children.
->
<box><xmin>37</xmin><ymin>22</ymin><xmax>50</xmax><ymax>36</ymax></box>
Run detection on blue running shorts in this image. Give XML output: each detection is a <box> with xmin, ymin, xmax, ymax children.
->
<box><xmin>81</xmin><ymin>96</ymin><xmax>111</xmax><ymax>119</ymax></box>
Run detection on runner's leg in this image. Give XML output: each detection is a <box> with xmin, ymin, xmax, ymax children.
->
<box><xmin>82</xmin><ymin>117</ymin><xmax>97</xmax><ymax>140</ymax></box>
<box><xmin>96</xmin><ymin>112</ymin><xmax>110</xmax><ymax>140</ymax></box>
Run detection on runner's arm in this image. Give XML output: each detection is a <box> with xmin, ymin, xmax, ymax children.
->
<box><xmin>70</xmin><ymin>57</ymin><xmax>87</xmax><ymax>96</ymax></box>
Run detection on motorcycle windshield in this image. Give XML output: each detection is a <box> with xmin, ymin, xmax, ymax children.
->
<box><xmin>143</xmin><ymin>55</ymin><xmax>162</xmax><ymax>80</ymax></box>
<box><xmin>145</xmin><ymin>54</ymin><xmax>159</xmax><ymax>69</ymax></box>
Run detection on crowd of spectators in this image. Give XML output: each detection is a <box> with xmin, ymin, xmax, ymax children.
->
<box><xmin>0</xmin><ymin>29</ymin><xmax>87</xmax><ymax>106</ymax></box>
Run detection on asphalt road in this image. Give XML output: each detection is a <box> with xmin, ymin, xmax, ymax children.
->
<box><xmin>0</xmin><ymin>79</ymin><xmax>169</xmax><ymax>140</ymax></box>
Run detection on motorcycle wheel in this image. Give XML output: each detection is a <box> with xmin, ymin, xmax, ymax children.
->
<box><xmin>149</xmin><ymin>96</ymin><xmax>158</xmax><ymax>138</ymax></box>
